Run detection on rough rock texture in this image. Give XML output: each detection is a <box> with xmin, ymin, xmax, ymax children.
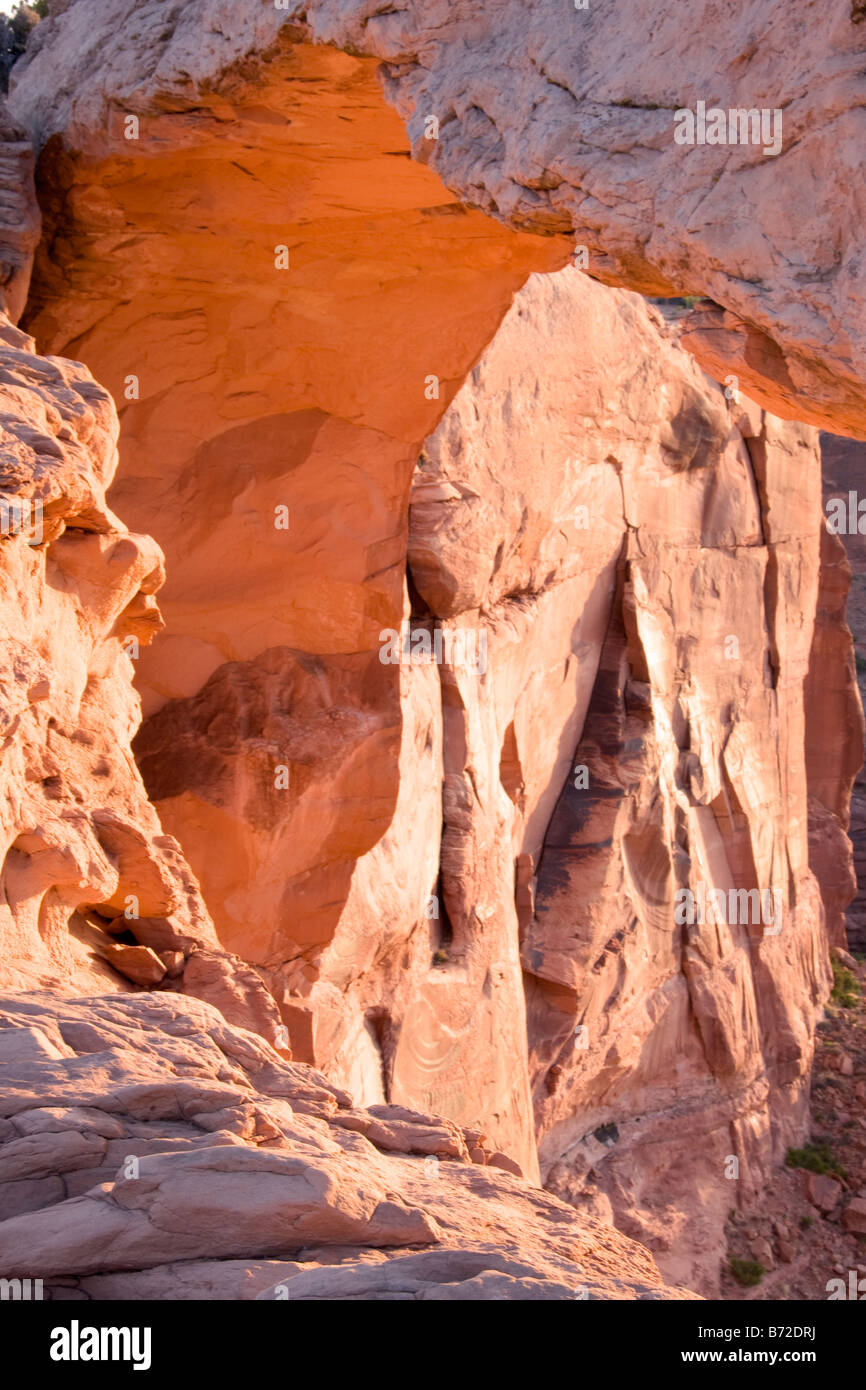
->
<box><xmin>0</xmin><ymin>990</ymin><xmax>696</xmax><ymax>1301</ymax></box>
<box><xmin>0</xmin><ymin>105</ymin><xmax>39</xmax><ymax>322</ymax></box>
<box><xmin>401</xmin><ymin>272</ymin><xmax>858</xmax><ymax>1292</ymax></box>
<box><xmin>821</xmin><ymin>433</ymin><xmax>866</xmax><ymax>952</ymax></box>
<box><xmin>804</xmin><ymin>522</ymin><xmax>864</xmax><ymax>948</ymax></box>
<box><xmin>0</xmin><ymin>312</ymin><xmax>284</xmax><ymax>1043</ymax></box>
<box><xmin>9</xmin><ymin>26</ymin><xmax>567</xmax><ymax>1073</ymax></box>
<box><xmin>720</xmin><ymin>950</ymin><xmax>866</xmax><ymax>1300</ymax></box>
<box><xmin>10</xmin><ymin>0</ymin><xmax>866</xmax><ymax>436</ymax></box>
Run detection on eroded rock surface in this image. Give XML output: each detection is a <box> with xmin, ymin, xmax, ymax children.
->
<box><xmin>11</xmin><ymin>0</ymin><xmax>866</xmax><ymax>435</ymax></box>
<box><xmin>9</xmin><ymin>18</ymin><xmax>567</xmax><ymax>1021</ymax></box>
<box><xmin>0</xmin><ymin>990</ymin><xmax>696</xmax><ymax>1301</ymax></box>
<box><xmin>821</xmin><ymin>433</ymin><xmax>866</xmax><ymax>953</ymax></box>
<box><xmin>0</xmin><ymin>104</ymin><xmax>39</xmax><ymax>322</ymax></box>
<box><xmin>0</xmin><ymin>314</ymin><xmax>283</xmax><ymax>1041</ymax></box>
<box><xmin>397</xmin><ymin>271</ymin><xmax>859</xmax><ymax>1292</ymax></box>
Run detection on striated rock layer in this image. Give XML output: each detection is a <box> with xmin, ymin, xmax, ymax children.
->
<box><xmin>0</xmin><ymin>990</ymin><xmax>696</xmax><ymax>1301</ymax></box>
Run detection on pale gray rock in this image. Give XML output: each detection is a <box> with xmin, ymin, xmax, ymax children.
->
<box><xmin>0</xmin><ymin>990</ymin><xmax>695</xmax><ymax>1299</ymax></box>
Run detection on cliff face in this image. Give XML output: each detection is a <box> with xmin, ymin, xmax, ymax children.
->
<box><xmin>400</xmin><ymin>272</ymin><xmax>854</xmax><ymax>1291</ymax></box>
<box><xmin>0</xmin><ymin>178</ymin><xmax>690</xmax><ymax>1308</ymax></box>
<box><xmin>0</xmin><ymin>0</ymin><xmax>863</xmax><ymax>1299</ymax></box>
<box><xmin>0</xmin><ymin>313</ymin><xmax>287</xmax><ymax>1043</ymax></box>
<box><xmin>10</xmin><ymin>33</ymin><xmax>565</xmax><ymax>1066</ymax></box>
<box><xmin>0</xmin><ymin>312</ymin><xmax>187</xmax><ymax>992</ymax></box>
<box><xmin>820</xmin><ymin>433</ymin><xmax>866</xmax><ymax>952</ymax></box>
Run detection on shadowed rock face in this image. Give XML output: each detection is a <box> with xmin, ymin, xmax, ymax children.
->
<box><xmin>820</xmin><ymin>433</ymin><xmax>866</xmax><ymax>952</ymax></box>
<box><xmin>0</xmin><ymin>106</ymin><xmax>39</xmax><ymax>322</ymax></box>
<box><xmin>0</xmin><ymin>0</ymin><xmax>863</xmax><ymax>1299</ymax></box>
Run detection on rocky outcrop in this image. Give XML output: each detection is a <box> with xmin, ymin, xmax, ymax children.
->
<box><xmin>10</xmin><ymin>0</ymin><xmax>866</xmax><ymax>437</ymax></box>
<box><xmin>804</xmin><ymin>523</ymin><xmax>863</xmax><ymax>948</ymax></box>
<box><xmin>9</xmin><ymin>20</ymin><xmax>566</xmax><ymax>1039</ymax></box>
<box><xmin>0</xmin><ymin>73</ymin><xmax>709</xmax><ymax>1299</ymax></box>
<box><xmin>0</xmin><ymin>313</ymin><xmax>179</xmax><ymax>989</ymax></box>
<box><xmin>5</xmin><ymin>242</ymin><xmax>841</xmax><ymax>1288</ymax></box>
<box><xmin>0</xmin><ymin>104</ymin><xmax>39</xmax><ymax>321</ymax></box>
<box><xmin>0</xmin><ymin>312</ymin><xmax>284</xmax><ymax>1042</ymax></box>
<box><xmin>0</xmin><ymin>990</ymin><xmax>696</xmax><ymax>1300</ymax></box>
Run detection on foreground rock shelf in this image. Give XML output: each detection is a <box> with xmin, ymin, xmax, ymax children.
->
<box><xmin>0</xmin><ymin>991</ymin><xmax>696</xmax><ymax>1301</ymax></box>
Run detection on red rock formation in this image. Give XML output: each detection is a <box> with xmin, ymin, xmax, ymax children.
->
<box><xmin>4</xmin><ymin>13</ymin><xmax>566</xmax><ymax>1178</ymax></box>
<box><xmin>1</xmin><ymin>0</ymin><xmax>863</xmax><ymax>1300</ymax></box>
<box><xmin>804</xmin><ymin>524</ymin><xmax>863</xmax><ymax>947</ymax></box>
<box><xmin>10</xmin><ymin>31</ymin><xmax>565</xmax><ymax>1043</ymax></box>
<box><xmin>11</xmin><ymin>0</ymin><xmax>866</xmax><ymax>436</ymax></box>
<box><xmin>0</xmin><ymin>81</ymin><xmax>696</xmax><ymax>1306</ymax></box>
<box><xmin>0</xmin><ymin>308</ymin><xmax>286</xmax><ymax>1039</ymax></box>
<box><xmin>0</xmin><ymin>316</ymin><xmax>183</xmax><ymax>986</ymax></box>
<box><xmin>819</xmin><ymin>432</ymin><xmax>866</xmax><ymax>951</ymax></box>
<box><xmin>400</xmin><ymin>272</ymin><xmax>853</xmax><ymax>1292</ymax></box>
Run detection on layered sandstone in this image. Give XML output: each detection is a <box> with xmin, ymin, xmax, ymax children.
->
<box><xmin>0</xmin><ymin>989</ymin><xmax>696</xmax><ymax>1301</ymax></box>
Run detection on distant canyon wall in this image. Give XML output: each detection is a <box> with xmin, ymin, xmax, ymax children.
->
<box><xmin>820</xmin><ymin>432</ymin><xmax>866</xmax><ymax>953</ymax></box>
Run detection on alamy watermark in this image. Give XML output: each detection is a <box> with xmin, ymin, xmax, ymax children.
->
<box><xmin>825</xmin><ymin>492</ymin><xmax>866</xmax><ymax>535</ymax></box>
<box><xmin>49</xmin><ymin>1321</ymin><xmax>151</xmax><ymax>1371</ymax></box>
<box><xmin>0</xmin><ymin>496</ymin><xmax>43</xmax><ymax>544</ymax></box>
<box><xmin>675</xmin><ymin>883</ymin><xmax>783</xmax><ymax>934</ymax></box>
<box><xmin>0</xmin><ymin>1277</ymin><xmax>42</xmax><ymax>1300</ymax></box>
<box><xmin>379</xmin><ymin>624</ymin><xmax>487</xmax><ymax>675</ymax></box>
<box><xmin>826</xmin><ymin>1270</ymin><xmax>866</xmax><ymax>1300</ymax></box>
<box><xmin>674</xmin><ymin>101</ymin><xmax>782</xmax><ymax>157</ymax></box>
